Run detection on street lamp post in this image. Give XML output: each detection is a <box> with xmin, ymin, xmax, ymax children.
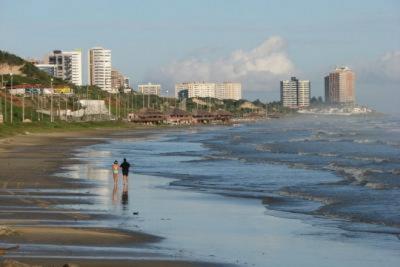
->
<box><xmin>108</xmin><ymin>92</ymin><xmax>111</xmax><ymax>119</ymax></box>
<box><xmin>10</xmin><ymin>73</ymin><xmax>13</xmax><ymax>124</ymax></box>
<box><xmin>22</xmin><ymin>88</ymin><xmax>25</xmax><ymax>122</ymax></box>
<box><xmin>0</xmin><ymin>75</ymin><xmax>3</xmax><ymax>121</ymax></box>
<box><xmin>50</xmin><ymin>78</ymin><xmax>54</xmax><ymax>122</ymax></box>
<box><xmin>1</xmin><ymin>75</ymin><xmax>6</xmax><ymax>123</ymax></box>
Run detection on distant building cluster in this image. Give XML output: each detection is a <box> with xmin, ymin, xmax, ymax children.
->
<box><xmin>280</xmin><ymin>77</ymin><xmax>310</xmax><ymax>109</ymax></box>
<box><xmin>175</xmin><ymin>82</ymin><xmax>242</xmax><ymax>100</ymax></box>
<box><xmin>324</xmin><ymin>67</ymin><xmax>355</xmax><ymax>104</ymax></box>
<box><xmin>30</xmin><ymin>48</ymin><xmax>244</xmax><ymax>99</ymax></box>
<box><xmin>30</xmin><ymin>47</ymin><xmax>354</xmax><ymax>105</ymax></box>
<box><xmin>280</xmin><ymin>66</ymin><xmax>355</xmax><ymax>109</ymax></box>
<box><xmin>33</xmin><ymin>47</ymin><xmax>130</xmax><ymax>93</ymax></box>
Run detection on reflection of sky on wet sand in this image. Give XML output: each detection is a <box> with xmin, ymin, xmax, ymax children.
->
<box><xmin>62</xmin><ymin>151</ymin><xmax>400</xmax><ymax>267</ymax></box>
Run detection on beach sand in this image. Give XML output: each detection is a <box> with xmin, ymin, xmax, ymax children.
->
<box><xmin>0</xmin><ymin>130</ymin><xmax>228</xmax><ymax>267</ymax></box>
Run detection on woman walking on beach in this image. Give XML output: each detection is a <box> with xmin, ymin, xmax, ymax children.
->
<box><xmin>112</xmin><ymin>160</ymin><xmax>119</xmax><ymax>184</ymax></box>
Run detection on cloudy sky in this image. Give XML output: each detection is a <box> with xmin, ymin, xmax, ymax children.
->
<box><xmin>1</xmin><ymin>0</ymin><xmax>399</xmax><ymax>113</ymax></box>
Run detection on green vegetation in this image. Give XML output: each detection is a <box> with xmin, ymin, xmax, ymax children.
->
<box><xmin>310</xmin><ymin>96</ymin><xmax>325</xmax><ymax>107</ymax></box>
<box><xmin>0</xmin><ymin>50</ymin><xmax>65</xmax><ymax>86</ymax></box>
<box><xmin>0</xmin><ymin>120</ymin><xmax>135</xmax><ymax>138</ymax></box>
<box><xmin>266</xmin><ymin>101</ymin><xmax>295</xmax><ymax>114</ymax></box>
<box><xmin>0</xmin><ymin>50</ymin><xmax>25</xmax><ymax>66</ymax></box>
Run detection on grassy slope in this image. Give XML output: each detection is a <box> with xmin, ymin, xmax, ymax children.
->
<box><xmin>0</xmin><ymin>120</ymin><xmax>138</xmax><ymax>139</ymax></box>
<box><xmin>0</xmin><ymin>50</ymin><xmax>66</xmax><ymax>86</ymax></box>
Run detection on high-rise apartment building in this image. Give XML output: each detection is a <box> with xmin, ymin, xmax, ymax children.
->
<box><xmin>175</xmin><ymin>82</ymin><xmax>242</xmax><ymax>100</ymax></box>
<box><xmin>324</xmin><ymin>67</ymin><xmax>355</xmax><ymax>104</ymax></box>
<box><xmin>138</xmin><ymin>83</ymin><xmax>161</xmax><ymax>95</ymax></box>
<box><xmin>280</xmin><ymin>77</ymin><xmax>310</xmax><ymax>108</ymax></box>
<box><xmin>88</xmin><ymin>47</ymin><xmax>112</xmax><ymax>91</ymax></box>
<box><xmin>48</xmin><ymin>50</ymin><xmax>82</xmax><ymax>85</ymax></box>
<box><xmin>111</xmin><ymin>69</ymin><xmax>125</xmax><ymax>91</ymax></box>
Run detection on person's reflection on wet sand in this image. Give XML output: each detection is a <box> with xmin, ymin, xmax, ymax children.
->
<box><xmin>121</xmin><ymin>182</ymin><xmax>128</xmax><ymax>207</ymax></box>
<box><xmin>112</xmin><ymin>182</ymin><xmax>118</xmax><ymax>205</ymax></box>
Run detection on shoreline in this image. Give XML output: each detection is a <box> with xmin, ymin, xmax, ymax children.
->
<box><xmin>0</xmin><ymin>129</ymin><xmax>230</xmax><ymax>267</ymax></box>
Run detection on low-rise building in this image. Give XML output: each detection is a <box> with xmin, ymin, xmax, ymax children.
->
<box><xmin>138</xmin><ymin>83</ymin><xmax>161</xmax><ymax>96</ymax></box>
<box><xmin>54</xmin><ymin>86</ymin><xmax>73</xmax><ymax>94</ymax></box>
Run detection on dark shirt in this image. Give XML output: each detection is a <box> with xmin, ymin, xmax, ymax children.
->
<box><xmin>120</xmin><ymin>161</ymin><xmax>131</xmax><ymax>173</ymax></box>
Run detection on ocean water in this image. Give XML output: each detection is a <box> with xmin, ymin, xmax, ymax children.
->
<box><xmin>62</xmin><ymin>114</ymin><xmax>400</xmax><ymax>266</ymax></box>
<box><xmin>98</xmin><ymin>115</ymin><xmax>400</xmax><ymax>231</ymax></box>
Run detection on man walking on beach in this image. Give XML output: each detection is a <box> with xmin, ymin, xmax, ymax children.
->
<box><xmin>120</xmin><ymin>158</ymin><xmax>131</xmax><ymax>185</ymax></box>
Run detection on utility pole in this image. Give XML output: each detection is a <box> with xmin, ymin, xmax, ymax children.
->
<box><xmin>65</xmin><ymin>96</ymin><xmax>68</xmax><ymax>121</ymax></box>
<box><xmin>0</xmin><ymin>75</ymin><xmax>2</xmax><ymax>120</ymax></box>
<box><xmin>37</xmin><ymin>92</ymin><xmax>40</xmax><ymax>121</ymax></box>
<box><xmin>58</xmin><ymin>94</ymin><xmax>61</xmax><ymax>119</ymax></box>
<box><xmin>10</xmin><ymin>73</ymin><xmax>13</xmax><ymax>124</ymax></box>
<box><xmin>22</xmin><ymin>90</ymin><xmax>25</xmax><ymax>122</ymax></box>
<box><xmin>50</xmin><ymin>78</ymin><xmax>54</xmax><ymax>122</ymax></box>
<box><xmin>118</xmin><ymin>92</ymin><xmax>121</xmax><ymax>118</ymax></box>
<box><xmin>4</xmin><ymin>78</ymin><xmax>7</xmax><ymax>123</ymax></box>
<box><xmin>1</xmin><ymin>75</ymin><xmax>4</xmax><ymax>123</ymax></box>
<box><xmin>108</xmin><ymin>92</ymin><xmax>111</xmax><ymax>119</ymax></box>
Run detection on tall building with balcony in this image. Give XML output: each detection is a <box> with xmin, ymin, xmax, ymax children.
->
<box><xmin>138</xmin><ymin>83</ymin><xmax>161</xmax><ymax>95</ymax></box>
<box><xmin>324</xmin><ymin>67</ymin><xmax>355</xmax><ymax>104</ymax></box>
<box><xmin>88</xmin><ymin>47</ymin><xmax>112</xmax><ymax>91</ymax></box>
<box><xmin>280</xmin><ymin>77</ymin><xmax>310</xmax><ymax>108</ymax></box>
<box><xmin>175</xmin><ymin>82</ymin><xmax>242</xmax><ymax>100</ymax></box>
<box><xmin>48</xmin><ymin>50</ymin><xmax>82</xmax><ymax>85</ymax></box>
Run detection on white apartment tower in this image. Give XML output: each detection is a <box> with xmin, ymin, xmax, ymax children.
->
<box><xmin>280</xmin><ymin>77</ymin><xmax>310</xmax><ymax>108</ymax></box>
<box><xmin>49</xmin><ymin>50</ymin><xmax>82</xmax><ymax>85</ymax></box>
<box><xmin>89</xmin><ymin>47</ymin><xmax>112</xmax><ymax>91</ymax></box>
<box><xmin>215</xmin><ymin>82</ymin><xmax>242</xmax><ymax>100</ymax></box>
<box><xmin>175</xmin><ymin>82</ymin><xmax>242</xmax><ymax>100</ymax></box>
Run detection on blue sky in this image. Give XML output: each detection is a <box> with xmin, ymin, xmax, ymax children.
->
<box><xmin>1</xmin><ymin>0</ymin><xmax>399</xmax><ymax>113</ymax></box>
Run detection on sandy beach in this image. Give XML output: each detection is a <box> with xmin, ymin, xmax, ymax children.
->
<box><xmin>0</xmin><ymin>129</ymin><xmax>229</xmax><ymax>267</ymax></box>
<box><xmin>2</xmin><ymin>121</ymin><xmax>400</xmax><ymax>267</ymax></box>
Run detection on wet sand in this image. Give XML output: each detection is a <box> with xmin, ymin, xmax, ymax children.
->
<box><xmin>0</xmin><ymin>130</ymin><xmax>228</xmax><ymax>267</ymax></box>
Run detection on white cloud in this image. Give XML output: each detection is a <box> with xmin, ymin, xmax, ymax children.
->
<box><xmin>147</xmin><ymin>36</ymin><xmax>295</xmax><ymax>92</ymax></box>
<box><xmin>359</xmin><ymin>50</ymin><xmax>400</xmax><ymax>82</ymax></box>
<box><xmin>379</xmin><ymin>51</ymin><xmax>400</xmax><ymax>80</ymax></box>
<box><xmin>355</xmin><ymin>50</ymin><xmax>400</xmax><ymax>114</ymax></box>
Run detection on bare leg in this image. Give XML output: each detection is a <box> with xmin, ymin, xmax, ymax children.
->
<box><xmin>113</xmin><ymin>174</ymin><xmax>118</xmax><ymax>184</ymax></box>
<box><xmin>112</xmin><ymin>182</ymin><xmax>118</xmax><ymax>204</ymax></box>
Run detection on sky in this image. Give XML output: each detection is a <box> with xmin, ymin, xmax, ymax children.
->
<box><xmin>1</xmin><ymin>0</ymin><xmax>399</xmax><ymax>113</ymax></box>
